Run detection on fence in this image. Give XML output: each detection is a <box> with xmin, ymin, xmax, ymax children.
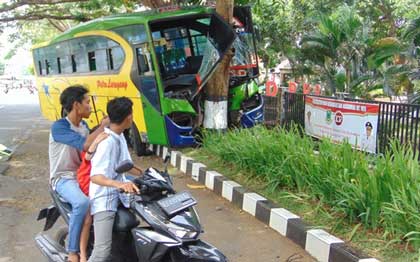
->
<box><xmin>377</xmin><ymin>102</ymin><xmax>420</xmax><ymax>158</ymax></box>
<box><xmin>279</xmin><ymin>92</ymin><xmax>420</xmax><ymax>159</ymax></box>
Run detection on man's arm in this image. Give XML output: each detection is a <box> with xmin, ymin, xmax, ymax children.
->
<box><xmin>91</xmin><ymin>174</ymin><xmax>139</xmax><ymax>193</ymax></box>
<box><xmin>90</xmin><ymin>138</ymin><xmax>139</xmax><ymax>193</ymax></box>
<box><xmin>51</xmin><ymin>117</ymin><xmax>109</xmax><ymax>152</ymax></box>
<box><xmin>83</xmin><ymin>116</ymin><xmax>110</xmax><ymax>152</ymax></box>
<box><xmin>84</xmin><ymin>132</ymin><xmax>109</xmax><ymax>161</ymax></box>
<box><xmin>128</xmin><ymin>165</ymin><xmax>143</xmax><ymax>176</ymax></box>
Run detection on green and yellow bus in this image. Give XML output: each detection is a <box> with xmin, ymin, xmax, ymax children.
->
<box><xmin>32</xmin><ymin>5</ymin><xmax>262</xmax><ymax>155</ymax></box>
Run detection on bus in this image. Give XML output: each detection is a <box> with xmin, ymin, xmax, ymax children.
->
<box><xmin>32</xmin><ymin>5</ymin><xmax>262</xmax><ymax>155</ymax></box>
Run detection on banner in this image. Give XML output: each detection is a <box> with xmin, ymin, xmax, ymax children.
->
<box><xmin>305</xmin><ymin>96</ymin><xmax>379</xmax><ymax>153</ymax></box>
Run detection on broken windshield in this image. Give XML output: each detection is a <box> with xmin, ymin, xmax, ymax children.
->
<box><xmin>150</xmin><ymin>13</ymin><xmax>235</xmax><ymax>99</ymax></box>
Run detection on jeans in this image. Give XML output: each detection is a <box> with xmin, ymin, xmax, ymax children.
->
<box><xmin>55</xmin><ymin>178</ymin><xmax>89</xmax><ymax>253</ymax></box>
<box><xmin>88</xmin><ymin>211</ymin><xmax>116</xmax><ymax>262</ymax></box>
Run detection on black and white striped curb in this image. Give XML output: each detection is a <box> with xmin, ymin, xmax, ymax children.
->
<box><xmin>149</xmin><ymin>144</ymin><xmax>380</xmax><ymax>262</ymax></box>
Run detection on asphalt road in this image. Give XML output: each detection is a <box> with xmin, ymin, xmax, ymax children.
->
<box><xmin>0</xmin><ymin>89</ymin><xmax>40</xmax><ymax>153</ymax></box>
<box><xmin>0</xmin><ymin>89</ymin><xmax>314</xmax><ymax>262</ymax></box>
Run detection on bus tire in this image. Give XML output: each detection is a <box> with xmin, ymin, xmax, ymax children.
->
<box><xmin>129</xmin><ymin>123</ymin><xmax>147</xmax><ymax>156</ymax></box>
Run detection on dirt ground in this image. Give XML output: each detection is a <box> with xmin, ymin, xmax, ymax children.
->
<box><xmin>0</xmin><ymin>116</ymin><xmax>314</xmax><ymax>262</ymax></box>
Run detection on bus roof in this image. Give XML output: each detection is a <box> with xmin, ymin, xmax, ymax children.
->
<box><xmin>34</xmin><ymin>6</ymin><xmax>213</xmax><ymax>49</ymax></box>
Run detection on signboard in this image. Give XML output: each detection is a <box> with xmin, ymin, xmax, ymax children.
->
<box><xmin>288</xmin><ymin>82</ymin><xmax>297</xmax><ymax>93</ymax></box>
<box><xmin>305</xmin><ymin>96</ymin><xmax>379</xmax><ymax>153</ymax></box>
<box><xmin>265</xmin><ymin>80</ymin><xmax>278</xmax><ymax>97</ymax></box>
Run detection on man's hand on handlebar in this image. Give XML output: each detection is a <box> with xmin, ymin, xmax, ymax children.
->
<box><xmin>117</xmin><ymin>181</ymin><xmax>140</xmax><ymax>194</ymax></box>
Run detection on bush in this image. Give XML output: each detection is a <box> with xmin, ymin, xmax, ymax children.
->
<box><xmin>202</xmin><ymin>126</ymin><xmax>420</xmax><ymax>248</ymax></box>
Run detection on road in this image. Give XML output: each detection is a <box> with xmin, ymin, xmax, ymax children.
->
<box><xmin>0</xmin><ymin>89</ymin><xmax>314</xmax><ymax>262</ymax></box>
<box><xmin>0</xmin><ymin>88</ymin><xmax>40</xmax><ymax>152</ymax></box>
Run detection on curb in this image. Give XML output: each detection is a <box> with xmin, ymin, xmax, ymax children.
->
<box><xmin>149</xmin><ymin>144</ymin><xmax>380</xmax><ymax>262</ymax></box>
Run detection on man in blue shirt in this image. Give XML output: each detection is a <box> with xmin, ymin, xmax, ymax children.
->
<box><xmin>49</xmin><ymin>85</ymin><xmax>109</xmax><ymax>262</ymax></box>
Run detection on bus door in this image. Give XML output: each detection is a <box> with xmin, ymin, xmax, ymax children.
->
<box><xmin>131</xmin><ymin>43</ymin><xmax>168</xmax><ymax>145</ymax></box>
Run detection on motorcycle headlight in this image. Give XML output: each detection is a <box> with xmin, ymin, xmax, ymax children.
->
<box><xmin>167</xmin><ymin>227</ymin><xmax>198</xmax><ymax>239</ymax></box>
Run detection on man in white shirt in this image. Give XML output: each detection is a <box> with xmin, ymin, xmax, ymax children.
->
<box><xmin>88</xmin><ymin>97</ymin><xmax>143</xmax><ymax>262</ymax></box>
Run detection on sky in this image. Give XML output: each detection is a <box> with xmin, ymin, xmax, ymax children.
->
<box><xmin>0</xmin><ymin>26</ymin><xmax>32</xmax><ymax>76</ymax></box>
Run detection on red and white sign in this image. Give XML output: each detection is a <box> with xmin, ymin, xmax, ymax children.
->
<box><xmin>305</xmin><ymin>96</ymin><xmax>379</xmax><ymax>153</ymax></box>
<box><xmin>288</xmin><ymin>81</ymin><xmax>297</xmax><ymax>93</ymax></box>
<box><xmin>265</xmin><ymin>80</ymin><xmax>278</xmax><ymax>97</ymax></box>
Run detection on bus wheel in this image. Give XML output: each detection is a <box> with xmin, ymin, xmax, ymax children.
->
<box><xmin>128</xmin><ymin>123</ymin><xmax>147</xmax><ymax>156</ymax></box>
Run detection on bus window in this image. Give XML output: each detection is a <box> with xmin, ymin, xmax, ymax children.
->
<box><xmin>88</xmin><ymin>51</ymin><xmax>96</xmax><ymax>71</ymax></box>
<box><xmin>38</xmin><ymin>61</ymin><xmax>43</xmax><ymax>75</ymax></box>
<box><xmin>45</xmin><ymin>60</ymin><xmax>50</xmax><ymax>75</ymax></box>
<box><xmin>70</xmin><ymin>39</ymin><xmax>89</xmax><ymax>73</ymax></box>
<box><xmin>74</xmin><ymin>53</ymin><xmax>89</xmax><ymax>73</ymax></box>
<box><xmin>71</xmin><ymin>55</ymin><xmax>77</xmax><ymax>73</ymax></box>
<box><xmin>112</xmin><ymin>24</ymin><xmax>147</xmax><ymax>45</ymax></box>
<box><xmin>150</xmin><ymin>14</ymin><xmax>234</xmax><ymax>98</ymax></box>
<box><xmin>60</xmin><ymin>55</ymin><xmax>72</xmax><ymax>74</ymax></box>
<box><xmin>134</xmin><ymin>43</ymin><xmax>161</xmax><ymax>112</ymax></box>
<box><xmin>95</xmin><ymin>49</ymin><xmax>108</xmax><ymax>72</ymax></box>
<box><xmin>190</xmin><ymin>29</ymin><xmax>206</xmax><ymax>56</ymax></box>
<box><xmin>136</xmin><ymin>46</ymin><xmax>150</xmax><ymax>75</ymax></box>
<box><xmin>57</xmin><ymin>58</ymin><xmax>62</xmax><ymax>74</ymax></box>
<box><xmin>107</xmin><ymin>46</ymin><xmax>124</xmax><ymax>70</ymax></box>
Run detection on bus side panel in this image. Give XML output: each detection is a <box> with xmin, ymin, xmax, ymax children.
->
<box><xmin>86</xmin><ymin>96</ymin><xmax>99</xmax><ymax>127</ymax></box>
<box><xmin>140</xmin><ymin>94</ymin><xmax>168</xmax><ymax>145</ymax></box>
<box><xmin>36</xmin><ymin>79</ymin><xmax>61</xmax><ymax>121</ymax></box>
<box><xmin>131</xmin><ymin>97</ymin><xmax>147</xmax><ymax>134</ymax></box>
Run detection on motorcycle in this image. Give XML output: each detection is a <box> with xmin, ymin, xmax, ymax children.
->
<box><xmin>35</xmin><ymin>154</ymin><xmax>228</xmax><ymax>262</ymax></box>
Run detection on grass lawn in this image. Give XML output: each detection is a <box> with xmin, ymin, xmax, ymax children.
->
<box><xmin>178</xmin><ymin>126</ymin><xmax>420</xmax><ymax>262</ymax></box>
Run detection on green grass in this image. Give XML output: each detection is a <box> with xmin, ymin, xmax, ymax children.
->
<box><xmin>181</xmin><ymin>126</ymin><xmax>420</xmax><ymax>261</ymax></box>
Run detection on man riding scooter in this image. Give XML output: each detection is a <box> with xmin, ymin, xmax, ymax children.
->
<box><xmin>88</xmin><ymin>97</ymin><xmax>144</xmax><ymax>262</ymax></box>
<box><xmin>49</xmin><ymin>85</ymin><xmax>109</xmax><ymax>262</ymax></box>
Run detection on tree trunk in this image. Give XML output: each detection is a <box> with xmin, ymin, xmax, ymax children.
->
<box><xmin>203</xmin><ymin>0</ymin><xmax>234</xmax><ymax>130</ymax></box>
<box><xmin>345</xmin><ymin>66</ymin><xmax>351</xmax><ymax>93</ymax></box>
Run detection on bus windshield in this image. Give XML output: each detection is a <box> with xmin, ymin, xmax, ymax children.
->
<box><xmin>151</xmin><ymin>14</ymin><xmax>234</xmax><ymax>100</ymax></box>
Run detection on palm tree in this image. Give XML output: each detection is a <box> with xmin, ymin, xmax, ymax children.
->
<box><xmin>301</xmin><ymin>4</ymin><xmax>367</xmax><ymax>95</ymax></box>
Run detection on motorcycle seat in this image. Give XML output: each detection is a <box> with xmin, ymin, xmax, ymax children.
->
<box><xmin>49</xmin><ymin>187</ymin><xmax>72</xmax><ymax>216</ymax></box>
<box><xmin>113</xmin><ymin>207</ymin><xmax>139</xmax><ymax>232</ymax></box>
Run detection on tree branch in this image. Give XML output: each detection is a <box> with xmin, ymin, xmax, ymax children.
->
<box><xmin>0</xmin><ymin>13</ymin><xmax>88</xmax><ymax>22</ymax></box>
<box><xmin>0</xmin><ymin>0</ymin><xmax>89</xmax><ymax>13</ymax></box>
<box><xmin>47</xmin><ymin>18</ymin><xmax>68</xmax><ymax>32</ymax></box>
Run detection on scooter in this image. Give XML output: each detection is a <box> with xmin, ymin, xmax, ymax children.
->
<box><xmin>35</xmin><ymin>154</ymin><xmax>228</xmax><ymax>262</ymax></box>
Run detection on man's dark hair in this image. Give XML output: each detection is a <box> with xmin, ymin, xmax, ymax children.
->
<box><xmin>60</xmin><ymin>85</ymin><xmax>89</xmax><ymax>113</ymax></box>
<box><xmin>107</xmin><ymin>97</ymin><xmax>133</xmax><ymax>124</ymax></box>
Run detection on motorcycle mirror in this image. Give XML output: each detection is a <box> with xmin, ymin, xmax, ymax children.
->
<box><xmin>115</xmin><ymin>160</ymin><xmax>134</xmax><ymax>174</ymax></box>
